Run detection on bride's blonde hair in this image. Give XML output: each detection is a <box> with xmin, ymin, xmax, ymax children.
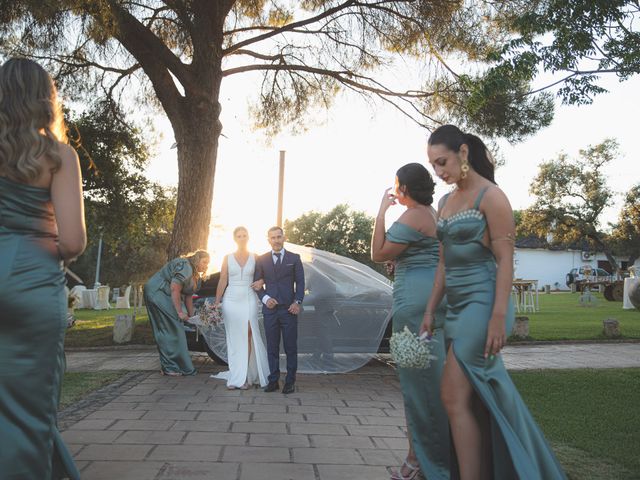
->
<box><xmin>0</xmin><ymin>58</ymin><xmax>68</xmax><ymax>183</ymax></box>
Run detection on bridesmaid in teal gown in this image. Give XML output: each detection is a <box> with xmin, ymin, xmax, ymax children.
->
<box><xmin>144</xmin><ymin>250</ymin><xmax>210</xmax><ymax>376</ymax></box>
<box><xmin>422</xmin><ymin>125</ymin><xmax>566</xmax><ymax>480</ymax></box>
<box><xmin>0</xmin><ymin>59</ymin><xmax>83</xmax><ymax>479</ymax></box>
<box><xmin>372</xmin><ymin>163</ymin><xmax>450</xmax><ymax>480</ymax></box>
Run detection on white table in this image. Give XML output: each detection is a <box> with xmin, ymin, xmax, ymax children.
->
<box><xmin>82</xmin><ymin>289</ymin><xmax>97</xmax><ymax>309</ymax></box>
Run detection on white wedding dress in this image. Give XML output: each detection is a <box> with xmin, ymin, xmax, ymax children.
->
<box><xmin>212</xmin><ymin>254</ymin><xmax>270</xmax><ymax>388</ymax></box>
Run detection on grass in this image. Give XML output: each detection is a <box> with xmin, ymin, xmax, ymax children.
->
<box><xmin>59</xmin><ymin>371</ymin><xmax>127</xmax><ymax>409</ymax></box>
<box><xmin>65</xmin><ymin>308</ymin><xmax>155</xmax><ymax>348</ymax></box>
<box><xmin>66</xmin><ymin>293</ymin><xmax>639</xmax><ymax>348</ymax></box>
<box><xmin>516</xmin><ymin>292</ymin><xmax>640</xmax><ymax>341</ymax></box>
<box><xmin>513</xmin><ymin>368</ymin><xmax>640</xmax><ymax>479</ymax></box>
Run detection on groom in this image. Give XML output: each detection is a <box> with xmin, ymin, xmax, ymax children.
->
<box><xmin>252</xmin><ymin>226</ymin><xmax>305</xmax><ymax>394</ymax></box>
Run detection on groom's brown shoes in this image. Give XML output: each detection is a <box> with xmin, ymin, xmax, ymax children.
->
<box><xmin>264</xmin><ymin>381</ymin><xmax>279</xmax><ymax>393</ymax></box>
<box><xmin>282</xmin><ymin>383</ymin><xmax>295</xmax><ymax>394</ymax></box>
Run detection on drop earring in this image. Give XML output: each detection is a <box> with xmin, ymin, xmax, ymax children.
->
<box><xmin>460</xmin><ymin>159</ymin><xmax>469</xmax><ymax>179</ymax></box>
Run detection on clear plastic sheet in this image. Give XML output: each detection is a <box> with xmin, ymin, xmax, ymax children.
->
<box><xmin>197</xmin><ymin>243</ymin><xmax>393</xmax><ymax>374</ymax></box>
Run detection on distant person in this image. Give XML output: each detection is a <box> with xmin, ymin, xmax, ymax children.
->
<box><xmin>144</xmin><ymin>250</ymin><xmax>210</xmax><ymax>376</ymax></box>
<box><xmin>252</xmin><ymin>227</ymin><xmax>305</xmax><ymax>394</ymax></box>
<box><xmin>212</xmin><ymin>227</ymin><xmax>269</xmax><ymax>389</ymax></box>
<box><xmin>0</xmin><ymin>58</ymin><xmax>83</xmax><ymax>479</ymax></box>
<box><xmin>371</xmin><ymin>162</ymin><xmax>450</xmax><ymax>480</ymax></box>
<box><xmin>422</xmin><ymin>125</ymin><xmax>566</xmax><ymax>479</ymax></box>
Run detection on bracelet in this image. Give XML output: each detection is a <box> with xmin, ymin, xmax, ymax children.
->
<box><xmin>424</xmin><ymin>312</ymin><xmax>434</xmax><ymax>317</ymax></box>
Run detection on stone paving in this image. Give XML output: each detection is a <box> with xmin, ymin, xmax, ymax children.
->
<box><xmin>62</xmin><ymin>361</ymin><xmax>409</xmax><ymax>480</ymax></box>
<box><xmin>65</xmin><ymin>342</ymin><xmax>640</xmax><ymax>373</ymax></box>
<box><xmin>61</xmin><ymin>343</ymin><xmax>640</xmax><ymax>479</ymax></box>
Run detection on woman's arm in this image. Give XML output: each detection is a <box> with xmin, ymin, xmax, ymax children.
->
<box><xmin>371</xmin><ymin>188</ymin><xmax>409</xmax><ymax>262</ymax></box>
<box><xmin>184</xmin><ymin>294</ymin><xmax>195</xmax><ymax>318</ymax></box>
<box><xmin>483</xmin><ymin>187</ymin><xmax>516</xmax><ymax>358</ymax></box>
<box><xmin>50</xmin><ymin>144</ymin><xmax>86</xmax><ymax>261</ymax></box>
<box><xmin>214</xmin><ymin>256</ymin><xmax>229</xmax><ymax>306</ymax></box>
<box><xmin>171</xmin><ymin>282</ymin><xmax>188</xmax><ymax>321</ymax></box>
<box><xmin>420</xmin><ymin>245</ymin><xmax>446</xmax><ymax>336</ymax></box>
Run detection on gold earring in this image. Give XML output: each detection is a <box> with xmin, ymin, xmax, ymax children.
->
<box><xmin>461</xmin><ymin>159</ymin><xmax>469</xmax><ymax>179</ymax></box>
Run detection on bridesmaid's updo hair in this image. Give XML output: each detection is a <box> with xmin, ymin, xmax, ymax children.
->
<box><xmin>396</xmin><ymin>162</ymin><xmax>435</xmax><ymax>206</ymax></box>
<box><xmin>428</xmin><ymin>125</ymin><xmax>496</xmax><ymax>184</ymax></box>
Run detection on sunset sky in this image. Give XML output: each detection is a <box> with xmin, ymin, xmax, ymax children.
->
<box><xmin>142</xmin><ymin>67</ymin><xmax>640</xmax><ymax>268</ymax></box>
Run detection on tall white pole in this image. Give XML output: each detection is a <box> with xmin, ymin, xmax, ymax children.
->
<box><xmin>277</xmin><ymin>150</ymin><xmax>285</xmax><ymax>227</ymax></box>
<box><xmin>94</xmin><ymin>232</ymin><xmax>103</xmax><ymax>288</ymax></box>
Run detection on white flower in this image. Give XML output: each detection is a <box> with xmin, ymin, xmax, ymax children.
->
<box><xmin>389</xmin><ymin>326</ymin><xmax>437</xmax><ymax>369</ymax></box>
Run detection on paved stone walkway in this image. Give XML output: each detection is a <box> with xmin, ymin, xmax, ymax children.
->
<box><xmin>61</xmin><ymin>343</ymin><xmax>640</xmax><ymax>479</ymax></box>
<box><xmin>66</xmin><ymin>342</ymin><xmax>640</xmax><ymax>373</ymax></box>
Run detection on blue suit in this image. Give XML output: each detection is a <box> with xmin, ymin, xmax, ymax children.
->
<box><xmin>254</xmin><ymin>250</ymin><xmax>305</xmax><ymax>384</ymax></box>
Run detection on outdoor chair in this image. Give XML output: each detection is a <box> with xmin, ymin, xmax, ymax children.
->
<box><xmin>70</xmin><ymin>285</ymin><xmax>87</xmax><ymax>308</ymax></box>
<box><xmin>116</xmin><ymin>285</ymin><xmax>132</xmax><ymax>309</ymax></box>
<box><xmin>94</xmin><ymin>285</ymin><xmax>111</xmax><ymax>310</ymax></box>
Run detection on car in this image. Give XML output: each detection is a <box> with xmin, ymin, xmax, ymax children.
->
<box><xmin>183</xmin><ymin>246</ymin><xmax>394</xmax><ymax>368</ymax></box>
<box><xmin>566</xmin><ymin>266</ymin><xmax>612</xmax><ymax>290</ymax></box>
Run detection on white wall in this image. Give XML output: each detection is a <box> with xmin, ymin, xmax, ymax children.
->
<box><xmin>513</xmin><ymin>249</ymin><xmax>624</xmax><ymax>290</ymax></box>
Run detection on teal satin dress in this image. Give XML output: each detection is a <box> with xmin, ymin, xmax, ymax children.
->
<box><xmin>144</xmin><ymin>258</ymin><xmax>198</xmax><ymax>375</ymax></box>
<box><xmin>438</xmin><ymin>187</ymin><xmax>566</xmax><ymax>479</ymax></box>
<box><xmin>0</xmin><ymin>176</ymin><xmax>80</xmax><ymax>479</ymax></box>
<box><xmin>387</xmin><ymin>222</ymin><xmax>450</xmax><ymax>479</ymax></box>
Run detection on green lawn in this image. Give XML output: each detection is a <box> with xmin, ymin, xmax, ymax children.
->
<box><xmin>513</xmin><ymin>368</ymin><xmax>640</xmax><ymax>479</ymax></box>
<box><xmin>65</xmin><ymin>293</ymin><xmax>638</xmax><ymax>348</ymax></box>
<box><xmin>65</xmin><ymin>308</ymin><xmax>155</xmax><ymax>348</ymax></box>
<box><xmin>59</xmin><ymin>371</ymin><xmax>127</xmax><ymax>409</ymax></box>
<box><xmin>518</xmin><ymin>292</ymin><xmax>640</xmax><ymax>341</ymax></box>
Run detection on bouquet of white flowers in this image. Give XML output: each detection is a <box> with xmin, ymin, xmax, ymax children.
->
<box><xmin>389</xmin><ymin>326</ymin><xmax>437</xmax><ymax>369</ymax></box>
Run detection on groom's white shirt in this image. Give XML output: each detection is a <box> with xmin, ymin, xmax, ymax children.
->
<box><xmin>262</xmin><ymin>249</ymin><xmax>286</xmax><ymax>305</ymax></box>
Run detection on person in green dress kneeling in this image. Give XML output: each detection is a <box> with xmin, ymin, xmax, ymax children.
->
<box><xmin>144</xmin><ymin>250</ymin><xmax>210</xmax><ymax>376</ymax></box>
<box><xmin>371</xmin><ymin>163</ymin><xmax>450</xmax><ymax>480</ymax></box>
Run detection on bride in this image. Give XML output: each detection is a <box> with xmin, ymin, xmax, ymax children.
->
<box><xmin>212</xmin><ymin>226</ymin><xmax>270</xmax><ymax>389</ymax></box>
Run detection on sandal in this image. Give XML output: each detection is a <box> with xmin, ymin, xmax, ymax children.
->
<box><xmin>389</xmin><ymin>459</ymin><xmax>421</xmax><ymax>480</ymax></box>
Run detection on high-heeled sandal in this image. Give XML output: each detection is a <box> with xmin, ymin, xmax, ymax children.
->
<box><xmin>239</xmin><ymin>382</ymin><xmax>250</xmax><ymax>390</ymax></box>
<box><xmin>389</xmin><ymin>459</ymin><xmax>422</xmax><ymax>480</ymax></box>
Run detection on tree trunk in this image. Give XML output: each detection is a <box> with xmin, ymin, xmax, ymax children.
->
<box><xmin>589</xmin><ymin>233</ymin><xmax>620</xmax><ymax>275</ymax></box>
<box><xmin>167</xmin><ymin>96</ymin><xmax>222</xmax><ymax>260</ymax></box>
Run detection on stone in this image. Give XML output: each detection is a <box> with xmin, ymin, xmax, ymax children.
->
<box><xmin>113</xmin><ymin>314</ymin><xmax>135</xmax><ymax>344</ymax></box>
<box><xmin>603</xmin><ymin>318</ymin><xmax>621</xmax><ymax>338</ymax></box>
<box><xmin>511</xmin><ymin>316</ymin><xmax>530</xmax><ymax>339</ymax></box>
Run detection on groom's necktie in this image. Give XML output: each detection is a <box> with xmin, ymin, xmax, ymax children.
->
<box><xmin>274</xmin><ymin>252</ymin><xmax>282</xmax><ymax>268</ymax></box>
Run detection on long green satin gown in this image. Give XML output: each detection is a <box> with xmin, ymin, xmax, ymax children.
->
<box><xmin>0</xmin><ymin>176</ymin><xmax>80</xmax><ymax>480</ymax></box>
<box><xmin>438</xmin><ymin>187</ymin><xmax>566</xmax><ymax>479</ymax></box>
<box><xmin>144</xmin><ymin>258</ymin><xmax>198</xmax><ymax>375</ymax></box>
<box><xmin>387</xmin><ymin>222</ymin><xmax>450</xmax><ymax>480</ymax></box>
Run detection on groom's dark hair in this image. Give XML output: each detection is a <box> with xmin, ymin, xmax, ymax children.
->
<box><xmin>268</xmin><ymin>226</ymin><xmax>284</xmax><ymax>235</ymax></box>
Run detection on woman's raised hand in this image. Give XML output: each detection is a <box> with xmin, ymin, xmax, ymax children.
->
<box><xmin>378</xmin><ymin>187</ymin><xmax>396</xmax><ymax>216</ymax></box>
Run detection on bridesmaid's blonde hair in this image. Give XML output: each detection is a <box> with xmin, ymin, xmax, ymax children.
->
<box><xmin>0</xmin><ymin>58</ymin><xmax>67</xmax><ymax>183</ymax></box>
<box><xmin>183</xmin><ymin>250</ymin><xmax>210</xmax><ymax>288</ymax></box>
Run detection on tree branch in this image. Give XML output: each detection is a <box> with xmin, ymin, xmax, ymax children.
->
<box><xmin>223</xmin><ymin>63</ymin><xmax>433</xmax><ymax>99</ymax></box>
<box><xmin>224</xmin><ymin>0</ymin><xmax>357</xmax><ymax>54</ymax></box>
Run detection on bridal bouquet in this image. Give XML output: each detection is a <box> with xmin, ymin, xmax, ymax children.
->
<box><xmin>187</xmin><ymin>299</ymin><xmax>222</xmax><ymax>327</ymax></box>
<box><xmin>389</xmin><ymin>326</ymin><xmax>437</xmax><ymax>369</ymax></box>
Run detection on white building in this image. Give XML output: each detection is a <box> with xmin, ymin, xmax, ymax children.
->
<box><xmin>513</xmin><ymin>238</ymin><xmax>634</xmax><ymax>290</ymax></box>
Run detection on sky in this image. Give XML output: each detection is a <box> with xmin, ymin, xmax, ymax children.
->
<box><xmin>143</xmin><ymin>68</ymin><xmax>640</xmax><ymax>268</ymax></box>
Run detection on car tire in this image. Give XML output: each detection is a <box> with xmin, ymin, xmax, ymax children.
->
<box><xmin>566</xmin><ymin>273</ymin><xmax>574</xmax><ymax>287</ymax></box>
